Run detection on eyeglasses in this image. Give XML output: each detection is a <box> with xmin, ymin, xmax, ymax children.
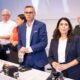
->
<box><xmin>2</xmin><ymin>14</ymin><xmax>10</xmax><ymax>16</ymax></box>
<box><xmin>24</xmin><ymin>11</ymin><xmax>33</xmax><ymax>14</ymax></box>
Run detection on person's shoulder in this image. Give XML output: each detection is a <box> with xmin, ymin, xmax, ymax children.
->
<box><xmin>18</xmin><ymin>22</ymin><xmax>26</xmax><ymax>28</ymax></box>
<box><xmin>0</xmin><ymin>21</ymin><xmax>3</xmax><ymax>27</ymax></box>
<box><xmin>13</xmin><ymin>27</ymin><xmax>18</xmax><ymax>32</ymax></box>
<box><xmin>9</xmin><ymin>20</ymin><xmax>16</xmax><ymax>24</ymax></box>
<box><xmin>0</xmin><ymin>21</ymin><xmax>2</xmax><ymax>24</ymax></box>
<box><xmin>9</xmin><ymin>20</ymin><xmax>17</xmax><ymax>26</ymax></box>
<box><xmin>72</xmin><ymin>35</ymin><xmax>80</xmax><ymax>42</ymax></box>
<box><xmin>75</xmin><ymin>25</ymin><xmax>80</xmax><ymax>28</ymax></box>
<box><xmin>0</xmin><ymin>21</ymin><xmax>2</xmax><ymax>23</ymax></box>
<box><xmin>74</xmin><ymin>35</ymin><xmax>80</xmax><ymax>39</ymax></box>
<box><xmin>34</xmin><ymin>20</ymin><xmax>46</xmax><ymax>26</ymax></box>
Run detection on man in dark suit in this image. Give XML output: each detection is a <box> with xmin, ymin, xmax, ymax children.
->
<box><xmin>73</xmin><ymin>16</ymin><xmax>80</xmax><ymax>36</ymax></box>
<box><xmin>18</xmin><ymin>6</ymin><xmax>48</xmax><ymax>71</ymax></box>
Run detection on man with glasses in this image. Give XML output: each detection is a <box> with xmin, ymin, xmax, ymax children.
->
<box><xmin>0</xmin><ymin>9</ymin><xmax>16</xmax><ymax>60</ymax></box>
<box><xmin>18</xmin><ymin>5</ymin><xmax>48</xmax><ymax>71</ymax></box>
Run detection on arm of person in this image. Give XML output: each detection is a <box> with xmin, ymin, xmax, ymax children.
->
<box><xmin>48</xmin><ymin>39</ymin><xmax>61</xmax><ymax>71</ymax></box>
<box><xmin>60</xmin><ymin>36</ymin><xmax>80</xmax><ymax>71</ymax></box>
<box><xmin>60</xmin><ymin>59</ymin><xmax>78</xmax><ymax>71</ymax></box>
<box><xmin>11</xmin><ymin>41</ymin><xmax>18</xmax><ymax>46</ymax></box>
<box><xmin>10</xmin><ymin>31</ymin><xmax>18</xmax><ymax>46</ymax></box>
<box><xmin>0</xmin><ymin>35</ymin><xmax>10</xmax><ymax>40</ymax></box>
<box><xmin>73</xmin><ymin>25</ymin><xmax>78</xmax><ymax>35</ymax></box>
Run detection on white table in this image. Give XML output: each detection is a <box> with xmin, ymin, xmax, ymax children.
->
<box><xmin>19</xmin><ymin>69</ymin><xmax>73</xmax><ymax>80</ymax></box>
<box><xmin>0</xmin><ymin>73</ymin><xmax>16</xmax><ymax>80</ymax></box>
<box><xmin>0</xmin><ymin>59</ymin><xmax>73</xmax><ymax>80</ymax></box>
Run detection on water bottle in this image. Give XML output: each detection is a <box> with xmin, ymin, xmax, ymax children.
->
<box><xmin>18</xmin><ymin>52</ymin><xmax>24</xmax><ymax>64</ymax></box>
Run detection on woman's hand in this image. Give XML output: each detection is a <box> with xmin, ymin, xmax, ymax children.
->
<box><xmin>52</xmin><ymin>62</ymin><xmax>62</xmax><ymax>72</ymax></box>
<box><xmin>60</xmin><ymin>64</ymin><xmax>69</xmax><ymax>71</ymax></box>
<box><xmin>60</xmin><ymin>59</ymin><xmax>79</xmax><ymax>71</ymax></box>
<box><xmin>52</xmin><ymin>62</ymin><xmax>70</xmax><ymax>72</ymax></box>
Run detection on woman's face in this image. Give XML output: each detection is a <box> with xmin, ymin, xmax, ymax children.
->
<box><xmin>16</xmin><ymin>16</ymin><xmax>24</xmax><ymax>26</ymax></box>
<box><xmin>58</xmin><ymin>20</ymin><xmax>70</xmax><ymax>35</ymax></box>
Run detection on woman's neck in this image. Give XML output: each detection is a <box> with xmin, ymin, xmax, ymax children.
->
<box><xmin>60</xmin><ymin>35</ymin><xmax>67</xmax><ymax>40</ymax></box>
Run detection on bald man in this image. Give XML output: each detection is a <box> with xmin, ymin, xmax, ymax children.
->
<box><xmin>0</xmin><ymin>9</ymin><xmax>16</xmax><ymax>60</ymax></box>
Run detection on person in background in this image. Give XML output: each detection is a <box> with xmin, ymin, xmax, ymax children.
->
<box><xmin>48</xmin><ymin>17</ymin><xmax>80</xmax><ymax>80</ymax></box>
<box><xmin>18</xmin><ymin>5</ymin><xmax>48</xmax><ymax>71</ymax></box>
<box><xmin>0</xmin><ymin>9</ymin><xmax>16</xmax><ymax>60</ymax></box>
<box><xmin>9</xmin><ymin>14</ymin><xmax>26</xmax><ymax>63</ymax></box>
<box><xmin>73</xmin><ymin>16</ymin><xmax>80</xmax><ymax>36</ymax></box>
<box><xmin>10</xmin><ymin>14</ymin><xmax>26</xmax><ymax>46</ymax></box>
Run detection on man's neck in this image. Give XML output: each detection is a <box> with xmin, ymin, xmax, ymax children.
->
<box><xmin>27</xmin><ymin>20</ymin><xmax>34</xmax><ymax>27</ymax></box>
<box><xmin>3</xmin><ymin>19</ymin><xmax>9</xmax><ymax>23</ymax></box>
<box><xmin>27</xmin><ymin>22</ymin><xmax>32</xmax><ymax>27</ymax></box>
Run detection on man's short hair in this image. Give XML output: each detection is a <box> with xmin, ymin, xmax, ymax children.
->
<box><xmin>25</xmin><ymin>5</ymin><xmax>34</xmax><ymax>9</ymax></box>
<box><xmin>1</xmin><ymin>9</ymin><xmax>11</xmax><ymax>15</ymax></box>
<box><xmin>24</xmin><ymin>5</ymin><xmax>35</xmax><ymax>12</ymax></box>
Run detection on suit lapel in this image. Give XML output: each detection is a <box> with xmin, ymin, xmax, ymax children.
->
<box><xmin>55</xmin><ymin>40</ymin><xmax>58</xmax><ymax>61</ymax></box>
<box><xmin>65</xmin><ymin>39</ymin><xmax>72</xmax><ymax>60</ymax></box>
<box><xmin>53</xmin><ymin>40</ymin><xmax>58</xmax><ymax>61</ymax></box>
<box><xmin>30</xmin><ymin>20</ymin><xmax>36</xmax><ymax>44</ymax></box>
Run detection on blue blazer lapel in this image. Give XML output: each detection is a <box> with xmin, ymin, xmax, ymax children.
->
<box><xmin>30</xmin><ymin>20</ymin><xmax>37</xmax><ymax>44</ymax></box>
<box><xmin>53</xmin><ymin>39</ymin><xmax>58</xmax><ymax>61</ymax></box>
<box><xmin>55</xmin><ymin>40</ymin><xmax>58</xmax><ymax>61</ymax></box>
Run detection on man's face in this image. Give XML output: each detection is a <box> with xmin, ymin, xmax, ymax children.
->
<box><xmin>24</xmin><ymin>7</ymin><xmax>35</xmax><ymax>22</ymax></box>
<box><xmin>1</xmin><ymin>11</ymin><xmax>10</xmax><ymax>22</ymax></box>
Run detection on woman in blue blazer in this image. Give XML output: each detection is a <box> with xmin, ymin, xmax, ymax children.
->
<box><xmin>48</xmin><ymin>17</ymin><xmax>80</xmax><ymax>80</ymax></box>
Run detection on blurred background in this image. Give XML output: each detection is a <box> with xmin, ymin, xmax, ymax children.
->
<box><xmin>0</xmin><ymin>0</ymin><xmax>80</xmax><ymax>53</ymax></box>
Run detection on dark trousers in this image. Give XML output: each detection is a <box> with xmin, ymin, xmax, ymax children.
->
<box><xmin>0</xmin><ymin>44</ymin><xmax>11</xmax><ymax>60</ymax></box>
<box><xmin>9</xmin><ymin>45</ymin><xmax>18</xmax><ymax>63</ymax></box>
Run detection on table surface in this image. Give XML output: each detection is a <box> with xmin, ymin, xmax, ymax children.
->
<box><xmin>0</xmin><ymin>59</ymin><xmax>73</xmax><ymax>80</ymax></box>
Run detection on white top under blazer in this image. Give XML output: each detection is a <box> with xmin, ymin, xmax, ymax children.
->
<box><xmin>58</xmin><ymin>38</ymin><xmax>67</xmax><ymax>63</ymax></box>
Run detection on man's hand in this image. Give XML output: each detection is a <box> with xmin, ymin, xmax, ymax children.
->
<box><xmin>19</xmin><ymin>47</ymin><xmax>29</xmax><ymax>53</ymax></box>
<box><xmin>11</xmin><ymin>41</ymin><xmax>18</xmax><ymax>46</ymax></box>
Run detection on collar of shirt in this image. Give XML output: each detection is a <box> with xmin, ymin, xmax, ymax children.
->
<box><xmin>25</xmin><ymin>20</ymin><xmax>34</xmax><ymax>53</ymax></box>
<box><xmin>26</xmin><ymin>20</ymin><xmax>34</xmax><ymax>47</ymax></box>
<box><xmin>26</xmin><ymin>19</ymin><xmax>35</xmax><ymax>28</ymax></box>
<box><xmin>1</xmin><ymin>19</ymin><xmax>12</xmax><ymax>24</ymax></box>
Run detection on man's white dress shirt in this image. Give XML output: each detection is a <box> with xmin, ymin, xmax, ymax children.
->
<box><xmin>26</xmin><ymin>20</ymin><xmax>34</xmax><ymax>53</ymax></box>
<box><xmin>0</xmin><ymin>20</ymin><xmax>16</xmax><ymax>45</ymax></box>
